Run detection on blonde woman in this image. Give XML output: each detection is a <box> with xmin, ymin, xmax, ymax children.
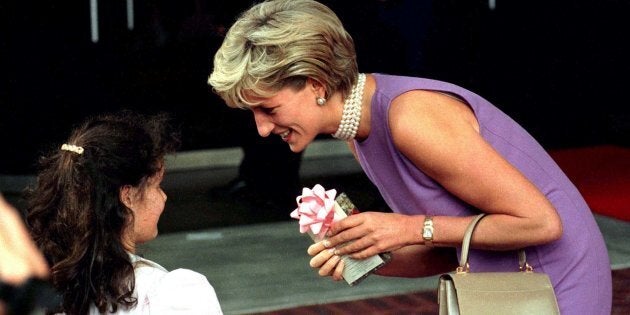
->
<box><xmin>208</xmin><ymin>0</ymin><xmax>612</xmax><ymax>313</ymax></box>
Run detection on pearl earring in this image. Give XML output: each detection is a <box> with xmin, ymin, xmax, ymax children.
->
<box><xmin>316</xmin><ymin>96</ymin><xmax>327</xmax><ymax>106</ymax></box>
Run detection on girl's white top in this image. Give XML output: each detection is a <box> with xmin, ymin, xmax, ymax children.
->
<box><xmin>79</xmin><ymin>254</ymin><xmax>223</xmax><ymax>314</ymax></box>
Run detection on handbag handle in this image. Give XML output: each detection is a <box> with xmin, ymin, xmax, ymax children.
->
<box><xmin>457</xmin><ymin>214</ymin><xmax>532</xmax><ymax>273</ymax></box>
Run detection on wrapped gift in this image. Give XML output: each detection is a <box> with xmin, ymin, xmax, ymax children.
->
<box><xmin>290</xmin><ymin>184</ymin><xmax>390</xmax><ymax>286</ymax></box>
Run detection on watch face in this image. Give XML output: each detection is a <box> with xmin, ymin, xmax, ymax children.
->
<box><xmin>423</xmin><ymin>229</ymin><xmax>432</xmax><ymax>239</ymax></box>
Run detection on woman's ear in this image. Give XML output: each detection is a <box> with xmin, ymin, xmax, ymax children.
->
<box><xmin>119</xmin><ymin>185</ymin><xmax>134</xmax><ymax>209</ymax></box>
<box><xmin>307</xmin><ymin>78</ymin><xmax>326</xmax><ymax>96</ymax></box>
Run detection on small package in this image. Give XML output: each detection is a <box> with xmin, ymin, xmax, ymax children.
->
<box><xmin>290</xmin><ymin>184</ymin><xmax>390</xmax><ymax>286</ymax></box>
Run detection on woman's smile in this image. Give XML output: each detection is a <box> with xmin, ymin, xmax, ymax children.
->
<box><xmin>280</xmin><ymin>129</ymin><xmax>291</xmax><ymax>141</ymax></box>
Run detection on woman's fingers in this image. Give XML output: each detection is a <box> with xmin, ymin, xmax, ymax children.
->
<box><xmin>332</xmin><ymin>259</ymin><xmax>345</xmax><ymax>281</ymax></box>
<box><xmin>326</xmin><ymin>215</ymin><xmax>366</xmax><ymax>247</ymax></box>
<box><xmin>318</xmin><ymin>254</ymin><xmax>341</xmax><ymax>276</ymax></box>
<box><xmin>307</xmin><ymin>241</ymin><xmax>327</xmax><ymax>256</ymax></box>
<box><xmin>307</xmin><ymin>240</ymin><xmax>345</xmax><ymax>280</ymax></box>
<box><xmin>328</xmin><ymin>214</ymin><xmax>363</xmax><ymax>236</ymax></box>
<box><xmin>309</xmin><ymin>247</ymin><xmax>334</xmax><ymax>268</ymax></box>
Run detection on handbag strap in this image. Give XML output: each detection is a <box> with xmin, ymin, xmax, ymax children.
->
<box><xmin>457</xmin><ymin>214</ymin><xmax>532</xmax><ymax>273</ymax></box>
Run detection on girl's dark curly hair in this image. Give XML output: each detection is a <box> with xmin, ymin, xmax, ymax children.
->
<box><xmin>25</xmin><ymin>110</ymin><xmax>180</xmax><ymax>315</ymax></box>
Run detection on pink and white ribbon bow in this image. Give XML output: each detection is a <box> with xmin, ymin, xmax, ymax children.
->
<box><xmin>290</xmin><ymin>184</ymin><xmax>342</xmax><ymax>239</ymax></box>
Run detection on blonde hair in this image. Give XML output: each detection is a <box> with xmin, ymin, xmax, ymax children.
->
<box><xmin>208</xmin><ymin>0</ymin><xmax>358</xmax><ymax>108</ymax></box>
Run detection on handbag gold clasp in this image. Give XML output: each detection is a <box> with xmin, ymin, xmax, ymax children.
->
<box><xmin>456</xmin><ymin>263</ymin><xmax>470</xmax><ymax>274</ymax></box>
<box><xmin>519</xmin><ymin>262</ymin><xmax>534</xmax><ymax>272</ymax></box>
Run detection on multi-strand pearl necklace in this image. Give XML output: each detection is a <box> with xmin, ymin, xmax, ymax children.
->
<box><xmin>332</xmin><ymin>73</ymin><xmax>366</xmax><ymax>140</ymax></box>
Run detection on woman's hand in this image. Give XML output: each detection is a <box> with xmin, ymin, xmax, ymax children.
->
<box><xmin>307</xmin><ymin>241</ymin><xmax>345</xmax><ymax>281</ymax></box>
<box><xmin>324</xmin><ymin>212</ymin><xmax>422</xmax><ymax>259</ymax></box>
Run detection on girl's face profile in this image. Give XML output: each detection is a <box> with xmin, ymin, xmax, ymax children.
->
<box><xmin>123</xmin><ymin>168</ymin><xmax>167</xmax><ymax>250</ymax></box>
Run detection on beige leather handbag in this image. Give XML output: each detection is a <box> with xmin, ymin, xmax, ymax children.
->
<box><xmin>438</xmin><ymin>214</ymin><xmax>560</xmax><ymax>315</ymax></box>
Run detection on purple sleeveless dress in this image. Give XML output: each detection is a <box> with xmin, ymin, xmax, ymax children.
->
<box><xmin>354</xmin><ymin>73</ymin><xmax>612</xmax><ymax>314</ymax></box>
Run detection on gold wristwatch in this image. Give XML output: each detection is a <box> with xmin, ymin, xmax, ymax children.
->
<box><xmin>422</xmin><ymin>215</ymin><xmax>434</xmax><ymax>247</ymax></box>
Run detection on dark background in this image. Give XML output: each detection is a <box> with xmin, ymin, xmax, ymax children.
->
<box><xmin>1</xmin><ymin>0</ymin><xmax>628</xmax><ymax>175</ymax></box>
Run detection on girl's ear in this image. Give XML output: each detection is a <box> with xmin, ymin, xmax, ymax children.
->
<box><xmin>119</xmin><ymin>185</ymin><xmax>134</xmax><ymax>209</ymax></box>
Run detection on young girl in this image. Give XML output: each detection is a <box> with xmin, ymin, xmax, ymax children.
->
<box><xmin>25</xmin><ymin>111</ymin><xmax>223</xmax><ymax>314</ymax></box>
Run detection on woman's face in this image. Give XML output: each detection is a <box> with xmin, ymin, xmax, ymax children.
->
<box><xmin>123</xmin><ymin>168</ymin><xmax>167</xmax><ymax>249</ymax></box>
<box><xmin>249</xmin><ymin>83</ymin><xmax>326</xmax><ymax>153</ymax></box>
